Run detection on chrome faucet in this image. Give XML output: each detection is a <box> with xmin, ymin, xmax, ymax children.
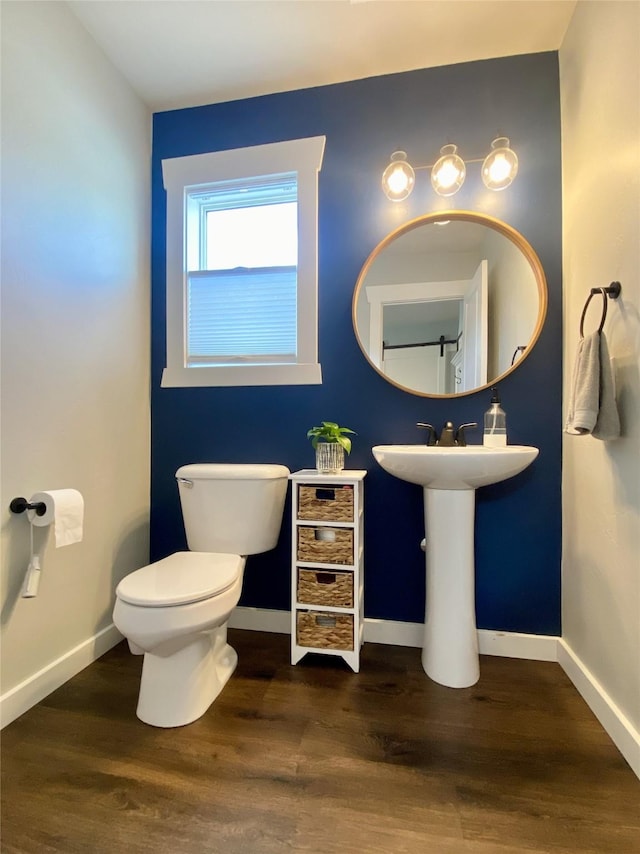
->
<box><xmin>417</xmin><ymin>421</ymin><xmax>477</xmax><ymax>446</ymax></box>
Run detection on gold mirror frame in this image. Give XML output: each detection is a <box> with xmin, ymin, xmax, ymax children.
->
<box><xmin>352</xmin><ymin>210</ymin><xmax>548</xmax><ymax>398</ymax></box>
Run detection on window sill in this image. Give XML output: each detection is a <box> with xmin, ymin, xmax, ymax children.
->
<box><xmin>161</xmin><ymin>362</ymin><xmax>323</xmax><ymax>388</ymax></box>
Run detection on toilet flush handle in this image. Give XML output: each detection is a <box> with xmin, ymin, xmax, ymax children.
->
<box><xmin>177</xmin><ymin>477</ymin><xmax>194</xmax><ymax>488</ymax></box>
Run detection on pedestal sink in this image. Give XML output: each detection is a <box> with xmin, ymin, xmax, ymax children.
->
<box><xmin>372</xmin><ymin>444</ymin><xmax>539</xmax><ymax>688</ymax></box>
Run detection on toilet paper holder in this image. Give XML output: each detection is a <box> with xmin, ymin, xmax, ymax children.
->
<box><xmin>9</xmin><ymin>497</ymin><xmax>47</xmax><ymax>517</ymax></box>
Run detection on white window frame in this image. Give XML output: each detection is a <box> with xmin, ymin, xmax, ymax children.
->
<box><xmin>161</xmin><ymin>136</ymin><xmax>325</xmax><ymax>388</ymax></box>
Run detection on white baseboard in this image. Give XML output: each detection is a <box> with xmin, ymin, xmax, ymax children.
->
<box><xmin>228</xmin><ymin>606</ymin><xmax>290</xmax><ymax>634</ymax></box>
<box><xmin>228</xmin><ymin>607</ymin><xmax>559</xmax><ymax>660</ymax></box>
<box><xmin>363</xmin><ymin>617</ymin><xmax>559</xmax><ymax>660</ymax></box>
<box><xmin>0</xmin><ymin>623</ymin><xmax>123</xmax><ymax>729</ymax></box>
<box><xmin>362</xmin><ymin>616</ymin><xmax>424</xmax><ymax>648</ymax></box>
<box><xmin>558</xmin><ymin>639</ymin><xmax>640</xmax><ymax>779</ymax></box>
<box><xmin>477</xmin><ymin>628</ymin><xmax>559</xmax><ymax>660</ymax></box>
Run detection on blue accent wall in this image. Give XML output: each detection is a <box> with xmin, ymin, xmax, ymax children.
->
<box><xmin>151</xmin><ymin>52</ymin><xmax>562</xmax><ymax>635</ymax></box>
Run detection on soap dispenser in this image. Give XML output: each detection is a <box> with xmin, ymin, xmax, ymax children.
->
<box><xmin>483</xmin><ymin>387</ymin><xmax>507</xmax><ymax>447</ymax></box>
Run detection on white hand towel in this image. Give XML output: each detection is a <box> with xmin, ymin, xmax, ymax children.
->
<box><xmin>565</xmin><ymin>331</ymin><xmax>600</xmax><ymax>435</ymax></box>
<box><xmin>592</xmin><ymin>332</ymin><xmax>620</xmax><ymax>440</ymax></box>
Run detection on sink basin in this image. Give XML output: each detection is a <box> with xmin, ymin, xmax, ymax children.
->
<box><xmin>372</xmin><ymin>444</ymin><xmax>539</xmax><ymax>490</ymax></box>
<box><xmin>372</xmin><ymin>442</ymin><xmax>539</xmax><ymax>689</ymax></box>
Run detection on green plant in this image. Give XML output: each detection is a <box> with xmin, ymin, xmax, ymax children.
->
<box><xmin>307</xmin><ymin>421</ymin><xmax>356</xmax><ymax>454</ymax></box>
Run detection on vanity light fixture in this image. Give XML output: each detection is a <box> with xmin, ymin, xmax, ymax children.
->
<box><xmin>481</xmin><ymin>136</ymin><xmax>519</xmax><ymax>190</ymax></box>
<box><xmin>381</xmin><ymin>137</ymin><xmax>518</xmax><ymax>201</ymax></box>
<box><xmin>430</xmin><ymin>144</ymin><xmax>466</xmax><ymax>196</ymax></box>
<box><xmin>381</xmin><ymin>150</ymin><xmax>415</xmax><ymax>202</ymax></box>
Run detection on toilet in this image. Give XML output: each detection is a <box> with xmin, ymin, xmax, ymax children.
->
<box><xmin>113</xmin><ymin>463</ymin><xmax>289</xmax><ymax>728</ymax></box>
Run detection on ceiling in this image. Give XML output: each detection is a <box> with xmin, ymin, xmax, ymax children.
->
<box><xmin>67</xmin><ymin>0</ymin><xmax>577</xmax><ymax>112</ymax></box>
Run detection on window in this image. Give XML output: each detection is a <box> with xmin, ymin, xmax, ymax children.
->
<box><xmin>161</xmin><ymin>136</ymin><xmax>325</xmax><ymax>387</ymax></box>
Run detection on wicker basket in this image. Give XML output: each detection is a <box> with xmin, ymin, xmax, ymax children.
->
<box><xmin>297</xmin><ymin>485</ymin><xmax>354</xmax><ymax>522</ymax></box>
<box><xmin>297</xmin><ymin>526</ymin><xmax>354</xmax><ymax>565</ymax></box>
<box><xmin>296</xmin><ymin>610</ymin><xmax>354</xmax><ymax>650</ymax></box>
<box><xmin>297</xmin><ymin>568</ymin><xmax>354</xmax><ymax>608</ymax></box>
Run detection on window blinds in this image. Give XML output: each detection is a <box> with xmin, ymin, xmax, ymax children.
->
<box><xmin>187</xmin><ymin>266</ymin><xmax>297</xmax><ymax>366</ymax></box>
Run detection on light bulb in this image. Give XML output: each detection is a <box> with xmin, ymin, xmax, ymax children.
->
<box><xmin>430</xmin><ymin>144</ymin><xmax>466</xmax><ymax>196</ymax></box>
<box><xmin>482</xmin><ymin>137</ymin><xmax>518</xmax><ymax>190</ymax></box>
<box><xmin>382</xmin><ymin>151</ymin><xmax>415</xmax><ymax>202</ymax></box>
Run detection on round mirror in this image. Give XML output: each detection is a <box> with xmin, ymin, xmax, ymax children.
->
<box><xmin>352</xmin><ymin>211</ymin><xmax>547</xmax><ymax>397</ymax></box>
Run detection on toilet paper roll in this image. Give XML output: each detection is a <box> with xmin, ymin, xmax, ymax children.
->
<box><xmin>27</xmin><ymin>489</ymin><xmax>84</xmax><ymax>548</ymax></box>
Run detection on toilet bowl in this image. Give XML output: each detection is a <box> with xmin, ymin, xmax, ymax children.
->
<box><xmin>113</xmin><ymin>463</ymin><xmax>289</xmax><ymax>728</ymax></box>
<box><xmin>114</xmin><ymin>551</ymin><xmax>244</xmax><ymax>727</ymax></box>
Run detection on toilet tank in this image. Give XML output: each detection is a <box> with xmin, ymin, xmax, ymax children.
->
<box><xmin>176</xmin><ymin>463</ymin><xmax>290</xmax><ymax>555</ymax></box>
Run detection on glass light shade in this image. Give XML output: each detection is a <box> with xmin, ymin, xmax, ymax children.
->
<box><xmin>430</xmin><ymin>144</ymin><xmax>466</xmax><ymax>196</ymax></box>
<box><xmin>382</xmin><ymin>151</ymin><xmax>415</xmax><ymax>202</ymax></box>
<box><xmin>482</xmin><ymin>137</ymin><xmax>518</xmax><ymax>190</ymax></box>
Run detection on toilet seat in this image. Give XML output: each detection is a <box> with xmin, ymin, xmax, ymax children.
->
<box><xmin>116</xmin><ymin>551</ymin><xmax>243</xmax><ymax>607</ymax></box>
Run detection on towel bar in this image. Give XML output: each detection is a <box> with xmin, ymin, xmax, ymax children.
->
<box><xmin>579</xmin><ymin>281</ymin><xmax>621</xmax><ymax>338</ymax></box>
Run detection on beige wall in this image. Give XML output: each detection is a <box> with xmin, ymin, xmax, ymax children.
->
<box><xmin>0</xmin><ymin>1</ymin><xmax>151</xmax><ymax>715</ymax></box>
<box><xmin>560</xmin><ymin>0</ymin><xmax>640</xmax><ymax>736</ymax></box>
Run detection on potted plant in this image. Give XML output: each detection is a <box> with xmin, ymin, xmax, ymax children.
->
<box><xmin>307</xmin><ymin>421</ymin><xmax>356</xmax><ymax>473</ymax></box>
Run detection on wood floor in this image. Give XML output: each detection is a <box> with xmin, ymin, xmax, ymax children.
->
<box><xmin>1</xmin><ymin>631</ymin><xmax>638</xmax><ymax>854</ymax></box>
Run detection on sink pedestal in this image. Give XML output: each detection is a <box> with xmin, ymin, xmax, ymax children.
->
<box><xmin>422</xmin><ymin>488</ymin><xmax>479</xmax><ymax>688</ymax></box>
<box><xmin>371</xmin><ymin>443</ymin><xmax>539</xmax><ymax>689</ymax></box>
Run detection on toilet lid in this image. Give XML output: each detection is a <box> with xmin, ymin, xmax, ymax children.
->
<box><xmin>116</xmin><ymin>552</ymin><xmax>243</xmax><ymax>607</ymax></box>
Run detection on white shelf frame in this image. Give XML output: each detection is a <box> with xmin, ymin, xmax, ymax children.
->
<box><xmin>289</xmin><ymin>469</ymin><xmax>366</xmax><ymax>672</ymax></box>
